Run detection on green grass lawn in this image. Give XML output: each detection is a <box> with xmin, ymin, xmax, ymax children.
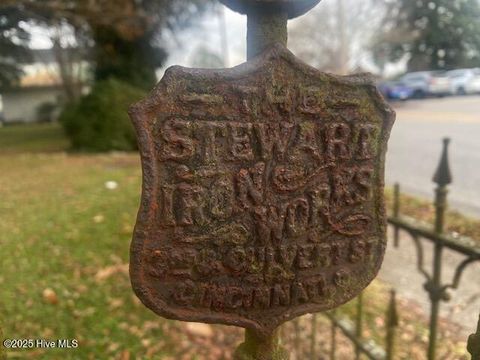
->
<box><xmin>0</xmin><ymin>123</ymin><xmax>198</xmax><ymax>358</ymax></box>
<box><xmin>0</xmin><ymin>123</ymin><xmax>70</xmax><ymax>154</ymax></box>
<box><xmin>0</xmin><ymin>152</ymin><xmax>182</xmax><ymax>358</ymax></box>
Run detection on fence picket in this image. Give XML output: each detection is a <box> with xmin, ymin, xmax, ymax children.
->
<box><xmin>355</xmin><ymin>292</ymin><xmax>364</xmax><ymax>360</ymax></box>
<box><xmin>393</xmin><ymin>183</ymin><xmax>400</xmax><ymax>247</ymax></box>
<box><xmin>310</xmin><ymin>314</ymin><xmax>317</xmax><ymax>358</ymax></box>
<box><xmin>385</xmin><ymin>290</ymin><xmax>399</xmax><ymax>360</ymax></box>
<box><xmin>330</xmin><ymin>310</ymin><xmax>337</xmax><ymax>360</ymax></box>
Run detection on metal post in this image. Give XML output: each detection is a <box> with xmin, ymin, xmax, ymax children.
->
<box><xmin>310</xmin><ymin>314</ymin><xmax>318</xmax><ymax>357</ymax></box>
<box><xmin>234</xmin><ymin>329</ymin><xmax>289</xmax><ymax>360</ymax></box>
<box><xmin>468</xmin><ymin>314</ymin><xmax>480</xmax><ymax>360</ymax></box>
<box><xmin>393</xmin><ymin>183</ymin><xmax>400</xmax><ymax>247</ymax></box>
<box><xmin>219</xmin><ymin>2</ymin><xmax>318</xmax><ymax>358</ymax></box>
<box><xmin>355</xmin><ymin>292</ymin><xmax>364</xmax><ymax>360</ymax></box>
<box><xmin>427</xmin><ymin>138</ymin><xmax>452</xmax><ymax>360</ymax></box>
<box><xmin>221</xmin><ymin>0</ymin><xmax>321</xmax><ymax>60</ymax></box>
<box><xmin>385</xmin><ymin>290</ymin><xmax>399</xmax><ymax>360</ymax></box>
<box><xmin>279</xmin><ymin>324</ymin><xmax>285</xmax><ymax>347</ymax></box>
<box><xmin>247</xmin><ymin>9</ymin><xmax>288</xmax><ymax>60</ymax></box>
<box><xmin>428</xmin><ymin>207</ymin><xmax>444</xmax><ymax>360</ymax></box>
<box><xmin>223</xmin><ymin>2</ymin><xmax>319</xmax><ymax>358</ymax></box>
<box><xmin>330</xmin><ymin>311</ymin><xmax>337</xmax><ymax>360</ymax></box>
<box><xmin>294</xmin><ymin>318</ymin><xmax>301</xmax><ymax>357</ymax></box>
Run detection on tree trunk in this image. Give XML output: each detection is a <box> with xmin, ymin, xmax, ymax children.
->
<box><xmin>93</xmin><ymin>25</ymin><xmax>162</xmax><ymax>90</ymax></box>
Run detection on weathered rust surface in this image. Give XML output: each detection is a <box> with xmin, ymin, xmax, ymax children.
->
<box><xmin>129</xmin><ymin>44</ymin><xmax>395</xmax><ymax>336</ymax></box>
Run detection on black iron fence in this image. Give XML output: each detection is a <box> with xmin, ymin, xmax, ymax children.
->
<box><xmin>280</xmin><ymin>138</ymin><xmax>480</xmax><ymax>359</ymax></box>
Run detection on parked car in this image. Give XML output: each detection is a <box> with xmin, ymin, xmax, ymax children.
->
<box><xmin>464</xmin><ymin>69</ymin><xmax>480</xmax><ymax>94</ymax></box>
<box><xmin>399</xmin><ymin>71</ymin><xmax>451</xmax><ymax>98</ymax></box>
<box><xmin>447</xmin><ymin>68</ymin><xmax>480</xmax><ymax>95</ymax></box>
<box><xmin>378</xmin><ymin>81</ymin><xmax>414</xmax><ymax>100</ymax></box>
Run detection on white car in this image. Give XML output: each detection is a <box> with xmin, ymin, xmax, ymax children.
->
<box><xmin>447</xmin><ymin>68</ymin><xmax>480</xmax><ymax>95</ymax></box>
<box><xmin>400</xmin><ymin>71</ymin><xmax>451</xmax><ymax>98</ymax></box>
<box><xmin>428</xmin><ymin>72</ymin><xmax>452</xmax><ymax>96</ymax></box>
<box><xmin>465</xmin><ymin>69</ymin><xmax>480</xmax><ymax>94</ymax></box>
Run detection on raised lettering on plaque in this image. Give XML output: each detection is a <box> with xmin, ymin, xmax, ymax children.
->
<box><xmin>129</xmin><ymin>44</ymin><xmax>395</xmax><ymax>336</ymax></box>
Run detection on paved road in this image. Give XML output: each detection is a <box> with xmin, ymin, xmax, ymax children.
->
<box><xmin>386</xmin><ymin>96</ymin><xmax>480</xmax><ymax>216</ymax></box>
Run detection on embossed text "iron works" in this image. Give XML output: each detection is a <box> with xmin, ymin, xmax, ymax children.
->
<box><xmin>129</xmin><ymin>45</ymin><xmax>395</xmax><ymax>336</ymax></box>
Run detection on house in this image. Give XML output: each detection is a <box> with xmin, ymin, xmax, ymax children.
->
<box><xmin>1</xmin><ymin>76</ymin><xmax>64</xmax><ymax>124</ymax></box>
<box><xmin>0</xmin><ymin>48</ymin><xmax>88</xmax><ymax>124</ymax></box>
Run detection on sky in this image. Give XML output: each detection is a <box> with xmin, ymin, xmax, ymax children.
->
<box><xmin>159</xmin><ymin>4</ymin><xmax>406</xmax><ymax>77</ymax></box>
<box><xmin>27</xmin><ymin>3</ymin><xmax>406</xmax><ymax>78</ymax></box>
<box><xmin>28</xmin><ymin>5</ymin><xmax>247</xmax><ymax>67</ymax></box>
<box><xmin>160</xmin><ymin>6</ymin><xmax>246</xmax><ymax>71</ymax></box>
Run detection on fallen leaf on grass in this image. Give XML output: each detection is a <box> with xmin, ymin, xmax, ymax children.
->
<box><xmin>131</xmin><ymin>294</ymin><xmax>142</xmax><ymax>306</ymax></box>
<box><xmin>94</xmin><ymin>263</ymin><xmax>128</xmax><ymax>282</ymax></box>
<box><xmin>119</xmin><ymin>350</ymin><xmax>130</xmax><ymax>360</ymax></box>
<box><xmin>41</xmin><ymin>328</ymin><xmax>54</xmax><ymax>338</ymax></box>
<box><xmin>108</xmin><ymin>298</ymin><xmax>124</xmax><ymax>309</ymax></box>
<box><xmin>76</xmin><ymin>284</ymin><xmax>88</xmax><ymax>294</ymax></box>
<box><xmin>42</xmin><ymin>288</ymin><xmax>58</xmax><ymax>305</ymax></box>
<box><xmin>93</xmin><ymin>214</ymin><xmax>105</xmax><ymax>223</ymax></box>
<box><xmin>141</xmin><ymin>339</ymin><xmax>151</xmax><ymax>348</ymax></box>
<box><xmin>107</xmin><ymin>342</ymin><xmax>120</xmax><ymax>353</ymax></box>
<box><xmin>120</xmin><ymin>223</ymin><xmax>133</xmax><ymax>235</ymax></box>
<box><xmin>105</xmin><ymin>181</ymin><xmax>118</xmax><ymax>190</ymax></box>
<box><xmin>185</xmin><ymin>322</ymin><xmax>213</xmax><ymax>338</ymax></box>
<box><xmin>72</xmin><ymin>307</ymin><xmax>96</xmax><ymax>318</ymax></box>
<box><xmin>142</xmin><ymin>321</ymin><xmax>160</xmax><ymax>332</ymax></box>
<box><xmin>145</xmin><ymin>342</ymin><xmax>165</xmax><ymax>357</ymax></box>
<box><xmin>128</xmin><ymin>325</ymin><xmax>143</xmax><ymax>337</ymax></box>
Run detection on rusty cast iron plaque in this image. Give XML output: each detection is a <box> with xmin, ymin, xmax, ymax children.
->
<box><xmin>129</xmin><ymin>44</ymin><xmax>395</xmax><ymax>336</ymax></box>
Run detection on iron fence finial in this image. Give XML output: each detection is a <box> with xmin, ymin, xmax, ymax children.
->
<box><xmin>433</xmin><ymin>137</ymin><xmax>452</xmax><ymax>187</ymax></box>
<box><xmin>429</xmin><ymin>138</ymin><xmax>453</xmax><ymax>359</ymax></box>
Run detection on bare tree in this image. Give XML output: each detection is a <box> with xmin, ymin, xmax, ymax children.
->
<box><xmin>44</xmin><ymin>21</ymin><xmax>91</xmax><ymax>103</ymax></box>
<box><xmin>289</xmin><ymin>0</ymin><xmax>386</xmax><ymax>74</ymax></box>
<box><xmin>2</xmin><ymin>0</ymin><xmax>212</xmax><ymax>90</ymax></box>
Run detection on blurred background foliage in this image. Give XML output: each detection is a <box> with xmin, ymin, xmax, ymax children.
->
<box><xmin>0</xmin><ymin>6</ymin><xmax>32</xmax><ymax>88</ymax></box>
<box><xmin>60</xmin><ymin>78</ymin><xmax>145</xmax><ymax>152</ymax></box>
<box><xmin>0</xmin><ymin>0</ymin><xmax>213</xmax><ymax>150</ymax></box>
<box><xmin>373</xmin><ymin>0</ymin><xmax>480</xmax><ymax>71</ymax></box>
<box><xmin>1</xmin><ymin>0</ymin><xmax>212</xmax><ymax>89</ymax></box>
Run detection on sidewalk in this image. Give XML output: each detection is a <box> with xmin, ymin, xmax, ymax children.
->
<box><xmin>379</xmin><ymin>227</ymin><xmax>480</xmax><ymax>337</ymax></box>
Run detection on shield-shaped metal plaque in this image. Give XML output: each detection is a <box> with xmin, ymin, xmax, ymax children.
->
<box><xmin>129</xmin><ymin>44</ymin><xmax>395</xmax><ymax>336</ymax></box>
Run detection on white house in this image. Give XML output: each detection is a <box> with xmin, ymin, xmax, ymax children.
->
<box><xmin>0</xmin><ymin>49</ymin><xmax>87</xmax><ymax>124</ymax></box>
<box><xmin>1</xmin><ymin>85</ymin><xmax>64</xmax><ymax>124</ymax></box>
